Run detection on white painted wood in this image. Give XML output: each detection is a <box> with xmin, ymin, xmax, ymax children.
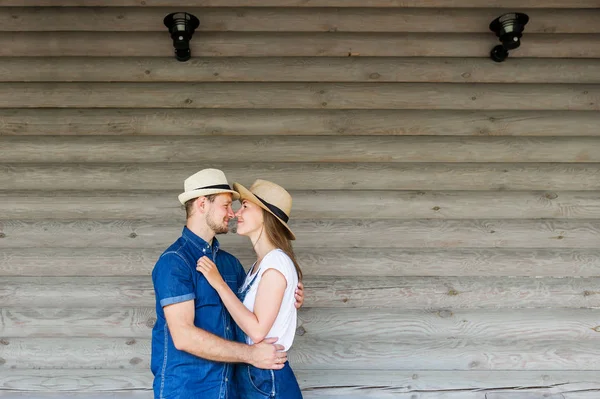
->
<box><xmin>4</xmin><ymin>190</ymin><xmax>600</xmax><ymax>221</ymax></box>
<box><xmin>4</xmin><ymin>307</ymin><xmax>600</xmax><ymax>341</ymax></box>
<box><xmin>4</xmin><ymin>136</ymin><xmax>600</xmax><ymax>163</ymax></box>
<box><xmin>2</xmin><ymin>247</ymin><xmax>599</xmax><ymax>277</ymax></box>
<box><xmin>2</xmin><ymin>109</ymin><xmax>599</xmax><ymax>136</ymax></box>
<box><xmin>2</xmin><ymin>276</ymin><xmax>599</xmax><ymax>309</ymax></box>
<box><xmin>2</xmin><ymin>58</ymin><xmax>600</xmax><ymax>83</ymax></box>
<box><xmin>1</xmin><ymin>82</ymin><xmax>599</xmax><ymax>110</ymax></box>
<box><xmin>2</xmin><ymin>163</ymin><xmax>599</xmax><ymax>191</ymax></box>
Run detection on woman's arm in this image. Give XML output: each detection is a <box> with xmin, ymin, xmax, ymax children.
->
<box><xmin>197</xmin><ymin>256</ymin><xmax>287</xmax><ymax>343</ymax></box>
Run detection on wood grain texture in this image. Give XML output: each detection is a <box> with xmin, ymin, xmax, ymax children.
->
<box><xmin>296</xmin><ymin>308</ymin><xmax>600</xmax><ymax>342</ymax></box>
<box><xmin>2</xmin><ymin>219</ymin><xmax>599</xmax><ymax>249</ymax></box>
<box><xmin>4</xmin><ymin>190</ymin><xmax>600</xmax><ymax>220</ymax></box>
<box><xmin>3</xmin><ymin>336</ymin><xmax>600</xmax><ymax>370</ymax></box>
<box><xmin>0</xmin><ymin>307</ymin><xmax>156</xmax><ymax>338</ymax></box>
<box><xmin>4</xmin><ymin>58</ymin><xmax>600</xmax><ymax>83</ymax></box>
<box><xmin>0</xmin><ymin>32</ymin><xmax>599</xmax><ymax>58</ymax></box>
<box><xmin>4</xmin><ymin>307</ymin><xmax>600</xmax><ymax>341</ymax></box>
<box><xmin>2</xmin><ymin>163</ymin><xmax>599</xmax><ymax>191</ymax></box>
<box><xmin>2</xmin><ymin>276</ymin><xmax>600</xmax><ymax>309</ymax></box>
<box><xmin>3</xmin><ymin>109</ymin><xmax>600</xmax><ymax>136</ymax></box>
<box><xmin>291</xmin><ymin>337</ymin><xmax>600</xmax><ymax>371</ymax></box>
<box><xmin>0</xmin><ymin>392</ymin><xmax>590</xmax><ymax>399</ymax></box>
<box><xmin>2</xmin><ymin>8</ymin><xmax>600</xmax><ymax>33</ymax></box>
<box><xmin>1</xmin><ymin>82</ymin><xmax>598</xmax><ymax>110</ymax></box>
<box><xmin>3</xmin><ymin>247</ymin><xmax>600</xmax><ymax>277</ymax></box>
<box><xmin>6</xmin><ymin>0</ymin><xmax>600</xmax><ymax>7</ymax></box>
<box><xmin>1</xmin><ymin>369</ymin><xmax>599</xmax><ymax>396</ymax></box>
<box><xmin>4</xmin><ymin>136</ymin><xmax>600</xmax><ymax>163</ymax></box>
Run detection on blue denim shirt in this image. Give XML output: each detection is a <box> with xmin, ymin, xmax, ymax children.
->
<box><xmin>151</xmin><ymin>227</ymin><xmax>246</xmax><ymax>399</ymax></box>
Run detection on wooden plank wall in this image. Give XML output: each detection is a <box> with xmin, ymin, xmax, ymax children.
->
<box><xmin>1</xmin><ymin>1</ymin><xmax>600</xmax><ymax>398</ymax></box>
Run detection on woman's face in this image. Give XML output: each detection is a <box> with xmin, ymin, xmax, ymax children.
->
<box><xmin>234</xmin><ymin>199</ymin><xmax>264</xmax><ymax>237</ymax></box>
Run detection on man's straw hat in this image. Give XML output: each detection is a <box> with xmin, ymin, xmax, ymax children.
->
<box><xmin>178</xmin><ymin>168</ymin><xmax>239</xmax><ymax>205</ymax></box>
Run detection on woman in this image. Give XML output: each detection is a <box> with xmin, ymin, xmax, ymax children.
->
<box><xmin>196</xmin><ymin>179</ymin><xmax>303</xmax><ymax>399</ymax></box>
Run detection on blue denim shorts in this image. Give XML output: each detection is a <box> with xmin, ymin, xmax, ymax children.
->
<box><xmin>235</xmin><ymin>361</ymin><xmax>303</xmax><ymax>399</ymax></box>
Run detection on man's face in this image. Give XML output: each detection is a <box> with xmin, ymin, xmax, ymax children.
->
<box><xmin>205</xmin><ymin>193</ymin><xmax>235</xmax><ymax>235</ymax></box>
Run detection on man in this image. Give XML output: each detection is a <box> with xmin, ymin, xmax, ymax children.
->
<box><xmin>151</xmin><ymin>168</ymin><xmax>305</xmax><ymax>399</ymax></box>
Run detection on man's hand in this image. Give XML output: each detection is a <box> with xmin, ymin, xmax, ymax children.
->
<box><xmin>249</xmin><ymin>337</ymin><xmax>286</xmax><ymax>369</ymax></box>
<box><xmin>294</xmin><ymin>281</ymin><xmax>305</xmax><ymax>309</ymax></box>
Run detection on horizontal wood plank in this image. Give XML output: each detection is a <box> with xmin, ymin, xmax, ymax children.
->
<box><xmin>6</xmin><ymin>1</ymin><xmax>600</xmax><ymax>7</ymax></box>
<box><xmin>2</xmin><ymin>109</ymin><xmax>600</xmax><ymax>136</ymax></box>
<box><xmin>3</xmin><ymin>337</ymin><xmax>600</xmax><ymax>370</ymax></box>
<box><xmin>2</xmin><ymin>163</ymin><xmax>599</xmax><ymax>191</ymax></box>
<box><xmin>1</xmin><ymin>82</ymin><xmax>598</xmax><ymax>110</ymax></box>
<box><xmin>2</xmin><ymin>219</ymin><xmax>599</xmax><ymax>249</ymax></box>
<box><xmin>4</xmin><ymin>136</ymin><xmax>600</xmax><ymax>163</ymax></box>
<box><xmin>2</xmin><ymin>276</ymin><xmax>599</xmax><ymax>308</ymax></box>
<box><xmin>292</xmin><ymin>337</ymin><xmax>600</xmax><ymax>370</ymax></box>
<box><xmin>4</xmin><ymin>58</ymin><xmax>600</xmax><ymax>84</ymax></box>
<box><xmin>2</xmin><ymin>8</ymin><xmax>600</xmax><ymax>33</ymax></box>
<box><xmin>2</xmin><ymin>247</ymin><xmax>600</xmax><ymax>277</ymax></box>
<box><xmin>1</xmin><ymin>370</ymin><xmax>599</xmax><ymax>397</ymax></box>
<box><xmin>0</xmin><ymin>391</ymin><xmax>592</xmax><ymax>399</ymax></box>
<box><xmin>4</xmin><ymin>190</ymin><xmax>600</xmax><ymax>220</ymax></box>
<box><xmin>0</xmin><ymin>32</ymin><xmax>599</xmax><ymax>58</ymax></box>
<box><xmin>297</xmin><ymin>308</ymin><xmax>600</xmax><ymax>342</ymax></box>
<box><xmin>4</xmin><ymin>307</ymin><xmax>600</xmax><ymax>341</ymax></box>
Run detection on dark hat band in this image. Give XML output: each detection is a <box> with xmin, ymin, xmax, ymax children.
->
<box><xmin>254</xmin><ymin>194</ymin><xmax>289</xmax><ymax>223</ymax></box>
<box><xmin>192</xmin><ymin>184</ymin><xmax>232</xmax><ymax>191</ymax></box>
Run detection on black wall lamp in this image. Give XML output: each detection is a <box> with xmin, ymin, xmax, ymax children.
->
<box><xmin>164</xmin><ymin>12</ymin><xmax>200</xmax><ymax>62</ymax></box>
<box><xmin>489</xmin><ymin>12</ymin><xmax>529</xmax><ymax>62</ymax></box>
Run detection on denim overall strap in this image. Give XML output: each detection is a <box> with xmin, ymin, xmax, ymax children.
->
<box><xmin>234</xmin><ymin>264</ymin><xmax>261</xmax><ymax>343</ymax></box>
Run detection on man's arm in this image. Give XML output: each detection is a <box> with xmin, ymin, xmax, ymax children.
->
<box><xmin>164</xmin><ymin>299</ymin><xmax>287</xmax><ymax>369</ymax></box>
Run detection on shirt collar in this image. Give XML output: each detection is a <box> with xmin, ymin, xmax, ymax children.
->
<box><xmin>182</xmin><ymin>226</ymin><xmax>220</xmax><ymax>253</ymax></box>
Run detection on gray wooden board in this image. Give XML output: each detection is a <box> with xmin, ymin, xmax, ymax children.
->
<box><xmin>4</xmin><ymin>136</ymin><xmax>600</xmax><ymax>163</ymax></box>
<box><xmin>2</xmin><ymin>276</ymin><xmax>600</xmax><ymax>309</ymax></box>
<box><xmin>0</xmin><ymin>82</ymin><xmax>599</xmax><ymax>110</ymax></box>
<box><xmin>2</xmin><ymin>247</ymin><xmax>600</xmax><ymax>277</ymax></box>
<box><xmin>3</xmin><ymin>337</ymin><xmax>600</xmax><ymax>370</ymax></box>
<box><xmin>2</xmin><ymin>163</ymin><xmax>599</xmax><ymax>191</ymax></box>
<box><xmin>3</xmin><ymin>190</ymin><xmax>600</xmax><ymax>220</ymax></box>
<box><xmin>0</xmin><ymin>32</ymin><xmax>599</xmax><ymax>58</ymax></box>
<box><xmin>1</xmin><ymin>370</ymin><xmax>600</xmax><ymax>396</ymax></box>
<box><xmin>2</xmin><ymin>109</ymin><xmax>600</xmax><ymax>136</ymax></box>
<box><xmin>2</xmin><ymin>219</ymin><xmax>599</xmax><ymax>249</ymax></box>
<box><xmin>3</xmin><ymin>307</ymin><xmax>600</xmax><ymax>341</ymax></box>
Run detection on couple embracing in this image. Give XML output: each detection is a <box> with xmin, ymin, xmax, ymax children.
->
<box><xmin>151</xmin><ymin>168</ymin><xmax>304</xmax><ymax>399</ymax></box>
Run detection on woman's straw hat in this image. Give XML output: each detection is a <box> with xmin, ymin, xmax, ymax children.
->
<box><xmin>233</xmin><ymin>179</ymin><xmax>295</xmax><ymax>240</ymax></box>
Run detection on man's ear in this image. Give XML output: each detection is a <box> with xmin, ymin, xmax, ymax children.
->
<box><xmin>194</xmin><ymin>197</ymin><xmax>207</xmax><ymax>214</ymax></box>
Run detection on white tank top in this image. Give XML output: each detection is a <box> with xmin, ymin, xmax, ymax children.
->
<box><xmin>240</xmin><ymin>249</ymin><xmax>298</xmax><ymax>351</ymax></box>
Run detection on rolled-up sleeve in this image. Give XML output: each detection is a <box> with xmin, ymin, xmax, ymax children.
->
<box><xmin>152</xmin><ymin>252</ymin><xmax>196</xmax><ymax>308</ymax></box>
